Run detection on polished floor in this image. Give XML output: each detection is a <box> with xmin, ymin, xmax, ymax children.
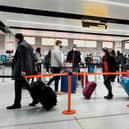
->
<box><xmin>0</xmin><ymin>66</ymin><xmax>129</xmax><ymax>129</ymax></box>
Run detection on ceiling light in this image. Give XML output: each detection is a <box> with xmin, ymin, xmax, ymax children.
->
<box><xmin>7</xmin><ymin>20</ymin><xmax>129</xmax><ymax>34</ymax></box>
<box><xmin>82</xmin><ymin>19</ymin><xmax>107</xmax><ymax>30</ymax></box>
<box><xmin>86</xmin><ymin>0</ymin><xmax>129</xmax><ymax>7</ymax></box>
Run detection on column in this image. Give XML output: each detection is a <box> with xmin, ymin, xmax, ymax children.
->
<box><xmin>5</xmin><ymin>33</ymin><xmax>16</xmax><ymax>55</ymax></box>
<box><xmin>114</xmin><ymin>41</ymin><xmax>122</xmax><ymax>52</ymax></box>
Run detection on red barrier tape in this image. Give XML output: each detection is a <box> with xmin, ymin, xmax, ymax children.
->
<box><xmin>73</xmin><ymin>72</ymin><xmax>129</xmax><ymax>76</ymax></box>
<box><xmin>25</xmin><ymin>72</ymin><xmax>129</xmax><ymax>79</ymax></box>
<box><xmin>25</xmin><ymin>73</ymin><xmax>68</xmax><ymax>78</ymax></box>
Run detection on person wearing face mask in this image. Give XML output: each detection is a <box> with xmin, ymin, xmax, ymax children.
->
<box><xmin>47</xmin><ymin>40</ymin><xmax>64</xmax><ymax>95</ymax></box>
<box><xmin>66</xmin><ymin>44</ymin><xmax>81</xmax><ymax>72</ymax></box>
<box><xmin>7</xmin><ymin>33</ymin><xmax>38</xmax><ymax>109</ymax></box>
<box><xmin>102</xmin><ymin>48</ymin><xmax>117</xmax><ymax>100</ymax></box>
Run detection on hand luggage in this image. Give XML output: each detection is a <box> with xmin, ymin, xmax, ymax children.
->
<box><xmin>88</xmin><ymin>64</ymin><xmax>95</xmax><ymax>73</ymax></box>
<box><xmin>83</xmin><ymin>82</ymin><xmax>97</xmax><ymax>99</ymax></box>
<box><xmin>120</xmin><ymin>77</ymin><xmax>129</xmax><ymax>96</ymax></box>
<box><xmin>81</xmin><ymin>75</ymin><xmax>88</xmax><ymax>88</ymax></box>
<box><xmin>31</xmin><ymin>80</ymin><xmax>57</xmax><ymax>110</ymax></box>
<box><xmin>82</xmin><ymin>75</ymin><xmax>97</xmax><ymax>99</ymax></box>
<box><xmin>61</xmin><ymin>75</ymin><xmax>77</xmax><ymax>93</ymax></box>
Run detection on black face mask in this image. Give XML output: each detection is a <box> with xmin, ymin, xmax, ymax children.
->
<box><xmin>60</xmin><ymin>45</ymin><xmax>63</xmax><ymax>48</ymax></box>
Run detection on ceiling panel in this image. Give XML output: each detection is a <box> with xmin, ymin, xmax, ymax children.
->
<box><xmin>10</xmin><ymin>28</ymin><xmax>129</xmax><ymax>41</ymax></box>
<box><xmin>1</xmin><ymin>12</ymin><xmax>129</xmax><ymax>35</ymax></box>
<box><xmin>0</xmin><ymin>0</ymin><xmax>129</xmax><ymax>41</ymax></box>
<box><xmin>0</xmin><ymin>0</ymin><xmax>129</xmax><ymax>19</ymax></box>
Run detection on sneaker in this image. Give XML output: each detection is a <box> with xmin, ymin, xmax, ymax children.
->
<box><xmin>6</xmin><ymin>104</ymin><xmax>21</xmax><ymax>110</ymax></box>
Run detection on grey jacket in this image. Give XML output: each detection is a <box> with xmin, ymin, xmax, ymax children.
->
<box><xmin>12</xmin><ymin>40</ymin><xmax>35</xmax><ymax>77</ymax></box>
<box><xmin>50</xmin><ymin>46</ymin><xmax>63</xmax><ymax>68</ymax></box>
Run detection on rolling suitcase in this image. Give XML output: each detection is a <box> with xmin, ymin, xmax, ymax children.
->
<box><xmin>120</xmin><ymin>77</ymin><xmax>129</xmax><ymax>96</ymax></box>
<box><xmin>81</xmin><ymin>75</ymin><xmax>88</xmax><ymax>88</ymax></box>
<box><xmin>82</xmin><ymin>75</ymin><xmax>97</xmax><ymax>99</ymax></box>
<box><xmin>61</xmin><ymin>75</ymin><xmax>77</xmax><ymax>93</ymax></box>
<box><xmin>83</xmin><ymin>82</ymin><xmax>97</xmax><ymax>99</ymax></box>
<box><xmin>88</xmin><ymin>64</ymin><xmax>95</xmax><ymax>73</ymax></box>
<box><xmin>31</xmin><ymin>80</ymin><xmax>57</xmax><ymax>110</ymax></box>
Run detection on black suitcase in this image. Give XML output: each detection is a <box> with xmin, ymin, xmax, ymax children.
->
<box><xmin>31</xmin><ymin>80</ymin><xmax>57</xmax><ymax>110</ymax></box>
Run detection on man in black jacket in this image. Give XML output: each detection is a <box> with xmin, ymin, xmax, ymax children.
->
<box><xmin>67</xmin><ymin>44</ymin><xmax>81</xmax><ymax>71</ymax></box>
<box><xmin>7</xmin><ymin>33</ymin><xmax>38</xmax><ymax>109</ymax></box>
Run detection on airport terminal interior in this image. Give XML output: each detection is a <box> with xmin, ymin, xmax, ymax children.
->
<box><xmin>1</xmin><ymin>0</ymin><xmax>129</xmax><ymax>129</ymax></box>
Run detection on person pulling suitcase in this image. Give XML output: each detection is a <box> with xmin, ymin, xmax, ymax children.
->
<box><xmin>7</xmin><ymin>33</ymin><xmax>39</xmax><ymax>110</ymax></box>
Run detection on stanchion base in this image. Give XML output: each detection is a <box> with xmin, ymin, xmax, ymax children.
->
<box><xmin>127</xmin><ymin>104</ymin><xmax>129</xmax><ymax>107</ymax></box>
<box><xmin>62</xmin><ymin>110</ymin><xmax>76</xmax><ymax>115</ymax></box>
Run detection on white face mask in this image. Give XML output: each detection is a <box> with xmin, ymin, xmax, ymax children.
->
<box><xmin>73</xmin><ymin>48</ymin><xmax>77</xmax><ymax>51</ymax></box>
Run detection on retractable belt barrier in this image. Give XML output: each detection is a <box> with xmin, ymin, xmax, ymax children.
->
<box><xmin>0</xmin><ymin>71</ymin><xmax>128</xmax><ymax>78</ymax></box>
<box><xmin>24</xmin><ymin>71</ymin><xmax>129</xmax><ymax>79</ymax></box>
<box><xmin>1</xmin><ymin>71</ymin><xmax>129</xmax><ymax>114</ymax></box>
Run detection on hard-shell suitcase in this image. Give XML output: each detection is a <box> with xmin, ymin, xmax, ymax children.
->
<box><xmin>88</xmin><ymin>64</ymin><xmax>95</xmax><ymax>73</ymax></box>
<box><xmin>82</xmin><ymin>75</ymin><xmax>97</xmax><ymax>99</ymax></box>
<box><xmin>61</xmin><ymin>75</ymin><xmax>77</xmax><ymax>93</ymax></box>
<box><xmin>31</xmin><ymin>80</ymin><xmax>57</xmax><ymax>110</ymax></box>
<box><xmin>120</xmin><ymin>77</ymin><xmax>129</xmax><ymax>96</ymax></box>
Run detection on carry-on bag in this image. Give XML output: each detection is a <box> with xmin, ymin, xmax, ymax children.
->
<box><xmin>88</xmin><ymin>64</ymin><xmax>95</xmax><ymax>73</ymax></box>
<box><xmin>81</xmin><ymin>74</ymin><xmax>88</xmax><ymax>88</ymax></box>
<box><xmin>61</xmin><ymin>75</ymin><xmax>77</xmax><ymax>93</ymax></box>
<box><xmin>31</xmin><ymin>80</ymin><xmax>57</xmax><ymax>110</ymax></box>
<box><xmin>120</xmin><ymin>77</ymin><xmax>129</xmax><ymax>96</ymax></box>
<box><xmin>82</xmin><ymin>75</ymin><xmax>97</xmax><ymax>99</ymax></box>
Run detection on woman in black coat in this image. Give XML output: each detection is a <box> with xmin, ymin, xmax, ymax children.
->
<box><xmin>102</xmin><ymin>48</ymin><xmax>118</xmax><ymax>100</ymax></box>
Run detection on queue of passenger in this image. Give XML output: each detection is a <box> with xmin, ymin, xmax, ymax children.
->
<box><xmin>6</xmin><ymin>33</ymin><xmax>129</xmax><ymax>110</ymax></box>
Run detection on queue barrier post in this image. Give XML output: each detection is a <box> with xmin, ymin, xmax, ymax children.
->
<box><xmin>62</xmin><ymin>72</ymin><xmax>76</xmax><ymax>115</ymax></box>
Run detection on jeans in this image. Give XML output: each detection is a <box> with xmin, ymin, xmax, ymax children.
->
<box><xmin>47</xmin><ymin>67</ymin><xmax>61</xmax><ymax>92</ymax></box>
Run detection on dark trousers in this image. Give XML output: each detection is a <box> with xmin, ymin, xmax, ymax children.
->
<box><xmin>47</xmin><ymin>67</ymin><xmax>61</xmax><ymax>92</ymax></box>
<box><xmin>36</xmin><ymin>63</ymin><xmax>41</xmax><ymax>73</ymax></box>
<box><xmin>14</xmin><ymin>77</ymin><xmax>37</xmax><ymax>106</ymax></box>
<box><xmin>103</xmin><ymin>75</ymin><xmax>113</xmax><ymax>96</ymax></box>
<box><xmin>46</xmin><ymin>65</ymin><xmax>50</xmax><ymax>73</ymax></box>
